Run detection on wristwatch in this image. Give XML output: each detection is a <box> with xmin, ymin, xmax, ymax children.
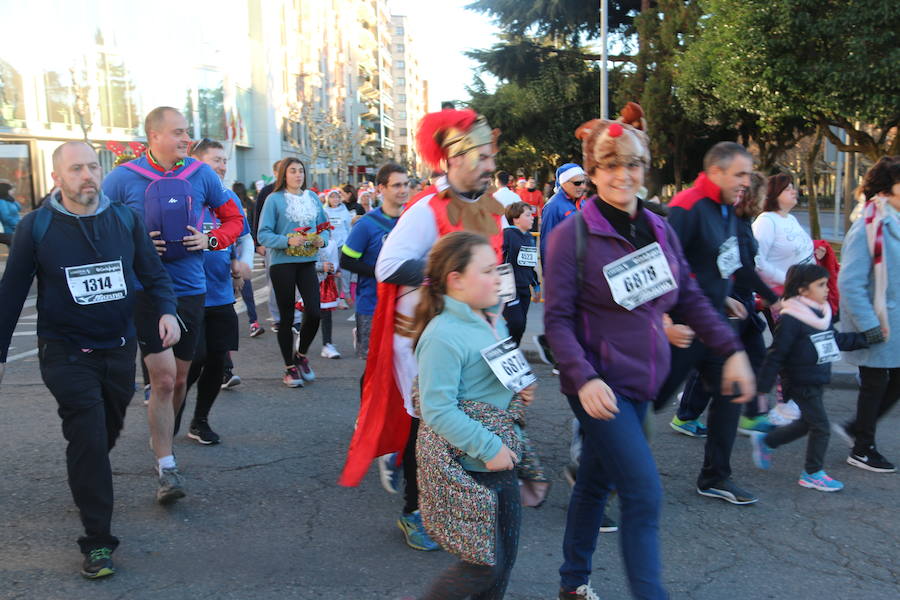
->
<box><xmin>208</xmin><ymin>235</ymin><xmax>219</xmax><ymax>250</ymax></box>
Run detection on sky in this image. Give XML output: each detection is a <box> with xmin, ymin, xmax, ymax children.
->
<box><xmin>390</xmin><ymin>0</ymin><xmax>502</xmax><ymax>110</ymax></box>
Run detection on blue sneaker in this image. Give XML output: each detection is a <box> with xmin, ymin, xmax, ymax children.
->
<box><xmin>738</xmin><ymin>414</ymin><xmax>775</xmax><ymax>436</ymax></box>
<box><xmin>670</xmin><ymin>417</ymin><xmax>708</xmax><ymax>438</ymax></box>
<box><xmin>798</xmin><ymin>470</ymin><xmax>844</xmax><ymax>492</ymax></box>
<box><xmin>378</xmin><ymin>453</ymin><xmax>403</xmax><ymax>494</ymax></box>
<box><xmin>294</xmin><ymin>353</ymin><xmax>315</xmax><ymax>382</ymax></box>
<box><xmin>750</xmin><ymin>431</ymin><xmax>773</xmax><ymax>469</ymax></box>
<box><xmin>397</xmin><ymin>511</ymin><xmax>440</xmax><ymax>551</ymax></box>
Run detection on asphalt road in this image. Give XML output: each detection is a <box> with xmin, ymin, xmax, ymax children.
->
<box><xmin>0</xmin><ymin>264</ymin><xmax>898</xmax><ymax>600</ymax></box>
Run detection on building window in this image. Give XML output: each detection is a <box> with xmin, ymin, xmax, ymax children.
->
<box><xmin>396</xmin><ymin>60</ymin><xmax>405</xmax><ymax>69</ymax></box>
<box><xmin>395</xmin><ymin>27</ymin><xmax>404</xmax><ymax>36</ymax></box>
<box><xmin>96</xmin><ymin>52</ymin><xmax>139</xmax><ymax>131</ymax></box>
<box><xmin>398</xmin><ymin>111</ymin><xmax>406</xmax><ymax>119</ymax></box>
<box><xmin>395</xmin><ymin>44</ymin><xmax>405</xmax><ymax>53</ymax></box>
<box><xmin>0</xmin><ymin>60</ymin><xmax>26</xmax><ymax>127</ymax></box>
<box><xmin>400</xmin><ymin>128</ymin><xmax>407</xmax><ymax>136</ymax></box>
<box><xmin>397</xmin><ymin>77</ymin><xmax>405</xmax><ymax>86</ymax></box>
<box><xmin>44</xmin><ymin>71</ymin><xmax>76</xmax><ymax>126</ymax></box>
<box><xmin>185</xmin><ymin>70</ymin><xmax>226</xmax><ymax>140</ymax></box>
<box><xmin>399</xmin><ymin>94</ymin><xmax>406</xmax><ymax>103</ymax></box>
<box><xmin>0</xmin><ymin>141</ymin><xmax>33</xmax><ymax>208</ymax></box>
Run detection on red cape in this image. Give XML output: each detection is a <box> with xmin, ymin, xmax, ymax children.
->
<box><xmin>338</xmin><ymin>185</ymin><xmax>436</xmax><ymax>487</ymax></box>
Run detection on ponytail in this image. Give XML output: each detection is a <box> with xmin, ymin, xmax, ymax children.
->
<box><xmin>412</xmin><ymin>231</ymin><xmax>491</xmax><ymax>348</ymax></box>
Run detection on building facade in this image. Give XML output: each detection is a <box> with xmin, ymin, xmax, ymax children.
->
<box><xmin>0</xmin><ymin>0</ymin><xmax>429</xmax><ymax>208</ymax></box>
<box><xmin>390</xmin><ymin>14</ymin><xmax>429</xmax><ymax>179</ymax></box>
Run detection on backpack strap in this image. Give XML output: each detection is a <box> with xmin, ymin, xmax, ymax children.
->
<box><xmin>31</xmin><ymin>205</ymin><xmax>53</xmax><ymax>246</ymax></box>
<box><xmin>574</xmin><ymin>211</ymin><xmax>588</xmax><ymax>292</ymax></box>
<box><xmin>121</xmin><ymin>162</ymin><xmax>162</xmax><ymax>180</ymax></box>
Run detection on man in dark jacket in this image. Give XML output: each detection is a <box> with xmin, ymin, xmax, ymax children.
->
<box><xmin>0</xmin><ymin>141</ymin><xmax>178</xmax><ymax>579</ymax></box>
<box><xmin>656</xmin><ymin>141</ymin><xmax>759</xmax><ymax>505</ymax></box>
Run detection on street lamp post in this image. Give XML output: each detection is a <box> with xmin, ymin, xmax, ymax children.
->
<box><xmin>600</xmin><ymin>0</ymin><xmax>608</xmax><ymax>119</ymax></box>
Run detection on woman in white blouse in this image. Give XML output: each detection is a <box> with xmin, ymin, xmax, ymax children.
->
<box><xmin>752</xmin><ymin>173</ymin><xmax>814</xmax><ymax>292</ymax></box>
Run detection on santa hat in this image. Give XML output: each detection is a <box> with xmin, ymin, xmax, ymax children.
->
<box><xmin>415</xmin><ymin>108</ymin><xmax>498</xmax><ymax>170</ymax></box>
<box><xmin>517</xmin><ymin>177</ymin><xmax>527</xmax><ymax>185</ymax></box>
<box><xmin>554</xmin><ymin>163</ymin><xmax>586</xmax><ymax>192</ymax></box>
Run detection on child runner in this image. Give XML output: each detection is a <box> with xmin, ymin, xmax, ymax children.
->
<box><xmin>311</xmin><ymin>237</ymin><xmax>342</xmax><ymax>359</ymax></box>
<box><xmin>501</xmin><ymin>201</ymin><xmax>538</xmax><ymax>346</ymax></box>
<box><xmin>324</xmin><ymin>188</ymin><xmax>352</xmax><ymax>308</ymax></box>
<box><xmin>413</xmin><ymin>231</ymin><xmax>536</xmax><ymax>600</ymax></box>
<box><xmin>750</xmin><ymin>263</ymin><xmax>869</xmax><ymax>491</ymax></box>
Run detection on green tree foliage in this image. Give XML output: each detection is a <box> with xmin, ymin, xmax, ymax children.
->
<box><xmin>677</xmin><ymin>0</ymin><xmax>900</xmax><ymax>161</ymax></box>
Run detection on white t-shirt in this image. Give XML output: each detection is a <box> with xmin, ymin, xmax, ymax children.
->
<box><xmin>493</xmin><ymin>186</ymin><xmax>520</xmax><ymax>228</ymax></box>
<box><xmin>752</xmin><ymin>211</ymin><xmax>814</xmax><ymax>288</ymax></box>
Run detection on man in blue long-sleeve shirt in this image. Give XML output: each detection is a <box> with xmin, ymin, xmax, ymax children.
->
<box><xmin>0</xmin><ymin>142</ymin><xmax>178</xmax><ymax>579</ymax></box>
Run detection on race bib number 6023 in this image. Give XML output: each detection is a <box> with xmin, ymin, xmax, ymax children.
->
<box><xmin>64</xmin><ymin>260</ymin><xmax>128</xmax><ymax>305</ymax></box>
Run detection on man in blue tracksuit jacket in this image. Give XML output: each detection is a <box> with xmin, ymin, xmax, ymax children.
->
<box><xmin>0</xmin><ymin>142</ymin><xmax>178</xmax><ymax>579</ymax></box>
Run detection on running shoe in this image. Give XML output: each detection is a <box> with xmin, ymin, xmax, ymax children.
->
<box><xmin>156</xmin><ymin>467</ymin><xmax>186</xmax><ymax>504</ymax></box>
<box><xmin>81</xmin><ymin>547</ymin><xmax>115</xmax><ymax>579</ymax></box>
<box><xmin>221</xmin><ymin>371</ymin><xmax>241</xmax><ymax>389</ymax></box>
<box><xmin>847</xmin><ymin>446</ymin><xmax>896</xmax><ymax>473</ymax></box>
<box><xmin>598</xmin><ymin>514</ymin><xmax>618</xmax><ymax>533</ymax></box>
<box><xmin>750</xmin><ymin>431</ymin><xmax>773</xmax><ymax>469</ymax></box>
<box><xmin>831</xmin><ymin>422</ymin><xmax>854</xmax><ymax>447</ymax></box>
<box><xmin>670</xmin><ymin>417</ymin><xmax>708</xmax><ymax>438</ymax></box>
<box><xmin>798</xmin><ymin>470</ymin><xmax>844</xmax><ymax>492</ymax></box>
<box><xmin>697</xmin><ymin>479</ymin><xmax>757</xmax><ymax>505</ymax></box>
<box><xmin>378</xmin><ymin>453</ymin><xmax>403</xmax><ymax>494</ymax></box>
<box><xmin>249</xmin><ymin>321</ymin><xmax>265</xmax><ymax>337</ymax></box>
<box><xmin>533</xmin><ymin>334</ymin><xmax>556</xmax><ymax>366</ymax></box>
<box><xmin>738</xmin><ymin>414</ymin><xmax>774</xmax><ymax>436</ymax></box>
<box><xmin>283</xmin><ymin>366</ymin><xmax>305</xmax><ymax>388</ymax></box>
<box><xmin>271</xmin><ymin>322</ymin><xmax>279</xmax><ymax>333</ymax></box>
<box><xmin>142</xmin><ymin>383</ymin><xmax>151</xmax><ymax>406</ymax></box>
<box><xmin>559</xmin><ymin>583</ymin><xmax>600</xmax><ymax>600</ymax></box>
<box><xmin>397</xmin><ymin>511</ymin><xmax>440</xmax><ymax>551</ymax></box>
<box><xmin>188</xmin><ymin>420</ymin><xmax>221</xmax><ymax>445</ymax></box>
<box><xmin>291</xmin><ymin>322</ymin><xmax>302</xmax><ymax>335</ymax></box>
<box><xmin>320</xmin><ymin>343</ymin><xmax>341</xmax><ymax>359</ymax></box>
<box><xmin>294</xmin><ymin>354</ymin><xmax>316</xmax><ymax>382</ymax></box>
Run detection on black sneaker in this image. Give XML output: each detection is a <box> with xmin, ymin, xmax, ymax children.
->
<box><xmin>81</xmin><ymin>547</ymin><xmax>115</xmax><ymax>579</ymax></box>
<box><xmin>847</xmin><ymin>446</ymin><xmax>896</xmax><ymax>473</ymax></box>
<box><xmin>221</xmin><ymin>372</ymin><xmax>241</xmax><ymax>389</ymax></box>
<box><xmin>533</xmin><ymin>334</ymin><xmax>556</xmax><ymax>366</ymax></box>
<box><xmin>598</xmin><ymin>514</ymin><xmax>618</xmax><ymax>533</ymax></box>
<box><xmin>188</xmin><ymin>420</ymin><xmax>221</xmax><ymax>445</ymax></box>
<box><xmin>559</xmin><ymin>583</ymin><xmax>601</xmax><ymax>599</ymax></box>
<box><xmin>697</xmin><ymin>479</ymin><xmax>758</xmax><ymax>505</ymax></box>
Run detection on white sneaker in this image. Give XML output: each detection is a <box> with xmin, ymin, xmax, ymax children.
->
<box><xmin>320</xmin><ymin>343</ymin><xmax>341</xmax><ymax>359</ymax></box>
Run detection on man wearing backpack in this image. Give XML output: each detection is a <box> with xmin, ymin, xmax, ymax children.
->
<box><xmin>103</xmin><ymin>107</ymin><xmax>244</xmax><ymax>504</ymax></box>
<box><xmin>0</xmin><ymin>141</ymin><xmax>178</xmax><ymax>579</ymax></box>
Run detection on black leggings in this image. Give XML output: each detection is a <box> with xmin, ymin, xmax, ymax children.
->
<box><xmin>419</xmin><ymin>469</ymin><xmax>521</xmax><ymax>600</ymax></box>
<box><xmin>174</xmin><ymin>351</ymin><xmax>226</xmax><ymax>433</ymax></box>
<box><xmin>270</xmin><ymin>262</ymin><xmax>321</xmax><ymax>364</ymax></box>
<box><xmin>403</xmin><ymin>418</ymin><xmax>420</xmax><ymax>514</ymax></box>
<box><xmin>321</xmin><ymin>311</ymin><xmax>333</xmax><ymax>345</ymax></box>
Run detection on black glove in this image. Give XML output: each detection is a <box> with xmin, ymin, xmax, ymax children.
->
<box><xmin>862</xmin><ymin>326</ymin><xmax>885</xmax><ymax>346</ymax></box>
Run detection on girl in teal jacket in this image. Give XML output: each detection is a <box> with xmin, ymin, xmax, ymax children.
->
<box><xmin>412</xmin><ymin>231</ymin><xmax>536</xmax><ymax>600</ymax></box>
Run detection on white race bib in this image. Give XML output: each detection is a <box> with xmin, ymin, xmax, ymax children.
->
<box><xmin>602</xmin><ymin>242</ymin><xmax>677</xmax><ymax>311</ymax></box>
<box><xmin>810</xmin><ymin>331</ymin><xmax>841</xmax><ymax>364</ymax></box>
<box><xmin>717</xmin><ymin>236</ymin><xmax>740</xmax><ymax>278</ymax></box>
<box><xmin>497</xmin><ymin>263</ymin><xmax>517</xmax><ymax>303</ymax></box>
<box><xmin>517</xmin><ymin>246</ymin><xmax>537</xmax><ymax>267</ymax></box>
<box><xmin>480</xmin><ymin>337</ymin><xmax>537</xmax><ymax>392</ymax></box>
<box><xmin>65</xmin><ymin>260</ymin><xmax>127</xmax><ymax>305</ymax></box>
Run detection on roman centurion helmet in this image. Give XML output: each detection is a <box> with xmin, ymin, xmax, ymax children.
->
<box><xmin>415</xmin><ymin>109</ymin><xmax>499</xmax><ymax>171</ymax></box>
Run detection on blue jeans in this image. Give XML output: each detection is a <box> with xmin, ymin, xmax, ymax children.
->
<box><xmin>561</xmin><ymin>394</ymin><xmax>667</xmax><ymax>599</ymax></box>
<box><xmin>240</xmin><ymin>278</ymin><xmax>258</xmax><ymax>323</ymax></box>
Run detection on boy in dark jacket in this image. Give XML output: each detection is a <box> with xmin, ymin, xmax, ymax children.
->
<box><xmin>502</xmin><ymin>202</ymin><xmax>538</xmax><ymax>345</ymax></box>
<box><xmin>750</xmin><ymin>264</ymin><xmax>870</xmax><ymax>492</ymax></box>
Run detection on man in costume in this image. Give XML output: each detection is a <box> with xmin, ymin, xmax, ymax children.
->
<box><xmin>339</xmin><ymin>108</ymin><xmax>504</xmax><ymax>551</ymax></box>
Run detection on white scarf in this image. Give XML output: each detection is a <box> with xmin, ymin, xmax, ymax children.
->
<box><xmin>780</xmin><ymin>296</ymin><xmax>831</xmax><ymax>331</ymax></box>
